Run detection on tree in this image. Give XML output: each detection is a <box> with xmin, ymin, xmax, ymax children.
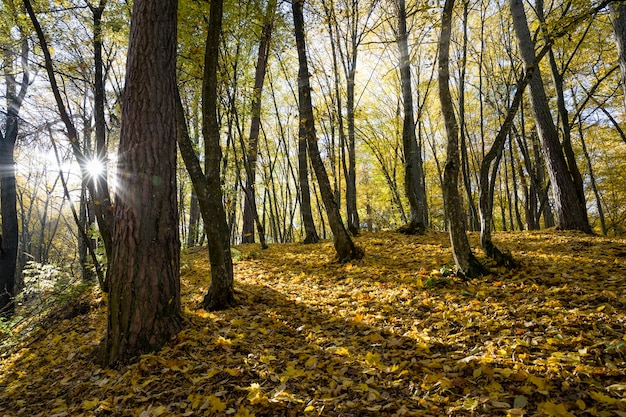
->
<box><xmin>438</xmin><ymin>0</ymin><xmax>487</xmax><ymax>279</ymax></box>
<box><xmin>293</xmin><ymin>0</ymin><xmax>361</xmax><ymax>262</ymax></box>
<box><xmin>241</xmin><ymin>0</ymin><xmax>277</xmax><ymax>245</ymax></box>
<box><xmin>23</xmin><ymin>0</ymin><xmax>112</xmax><ymax>289</ymax></box>
<box><xmin>611</xmin><ymin>2</ymin><xmax>626</xmax><ymax>113</ymax></box>
<box><xmin>508</xmin><ymin>0</ymin><xmax>591</xmax><ymax>233</ymax></box>
<box><xmin>395</xmin><ymin>0</ymin><xmax>428</xmax><ymax>235</ymax></box>
<box><xmin>0</xmin><ymin>0</ymin><xmax>29</xmax><ymax>317</ymax></box>
<box><xmin>104</xmin><ymin>0</ymin><xmax>182</xmax><ymax>365</ymax></box>
<box><xmin>177</xmin><ymin>0</ymin><xmax>235</xmax><ymax>311</ymax></box>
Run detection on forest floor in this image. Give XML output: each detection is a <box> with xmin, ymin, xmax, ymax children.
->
<box><xmin>1</xmin><ymin>230</ymin><xmax>626</xmax><ymax>416</ymax></box>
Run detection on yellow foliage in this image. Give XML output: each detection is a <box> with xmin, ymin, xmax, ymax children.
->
<box><xmin>1</xmin><ymin>231</ymin><xmax>626</xmax><ymax>416</ymax></box>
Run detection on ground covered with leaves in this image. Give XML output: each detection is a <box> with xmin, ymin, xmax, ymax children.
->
<box><xmin>1</xmin><ymin>230</ymin><xmax>625</xmax><ymax>416</ymax></box>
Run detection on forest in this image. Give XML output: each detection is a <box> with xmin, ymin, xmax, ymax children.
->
<box><xmin>1</xmin><ymin>0</ymin><xmax>626</xmax><ymax>415</ymax></box>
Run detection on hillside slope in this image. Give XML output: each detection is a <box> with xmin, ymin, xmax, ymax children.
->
<box><xmin>1</xmin><ymin>230</ymin><xmax>625</xmax><ymax>416</ymax></box>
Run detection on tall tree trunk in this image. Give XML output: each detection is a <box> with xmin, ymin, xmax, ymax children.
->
<box><xmin>509</xmin><ymin>0</ymin><xmax>590</xmax><ymax>233</ymax></box>
<box><xmin>438</xmin><ymin>0</ymin><xmax>486</xmax><ymax>279</ymax></box>
<box><xmin>104</xmin><ymin>0</ymin><xmax>182</xmax><ymax>366</ymax></box>
<box><xmin>459</xmin><ymin>0</ymin><xmax>480</xmax><ymax>232</ymax></box>
<box><xmin>396</xmin><ymin>0</ymin><xmax>427</xmax><ymax>235</ymax></box>
<box><xmin>241</xmin><ymin>0</ymin><xmax>277</xmax><ymax>244</ymax></box>
<box><xmin>345</xmin><ymin>64</ymin><xmax>359</xmax><ymax>236</ymax></box>
<box><xmin>0</xmin><ymin>17</ymin><xmax>29</xmax><ymax>317</ymax></box>
<box><xmin>536</xmin><ymin>0</ymin><xmax>589</xmax><ymax>232</ymax></box>
<box><xmin>189</xmin><ymin>0</ymin><xmax>236</xmax><ymax>310</ymax></box>
<box><xmin>293</xmin><ymin>0</ymin><xmax>361</xmax><ymax>262</ymax></box>
<box><xmin>88</xmin><ymin>0</ymin><xmax>114</xmax><ymax>276</ymax></box>
<box><xmin>611</xmin><ymin>3</ymin><xmax>626</xmax><ymax>113</ymax></box>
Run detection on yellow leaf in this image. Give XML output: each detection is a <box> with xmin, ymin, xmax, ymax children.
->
<box><xmin>575</xmin><ymin>399</ymin><xmax>586</xmax><ymax>410</ymax></box>
<box><xmin>208</xmin><ymin>395</ymin><xmax>226</xmax><ymax>412</ymax></box>
<box><xmin>365</xmin><ymin>351</ymin><xmax>383</xmax><ymax>367</ymax></box>
<box><xmin>304</xmin><ymin>405</ymin><xmax>316</xmax><ymax>412</ymax></box>
<box><xmin>330</xmin><ymin>347</ymin><xmax>350</xmax><ymax>356</ymax></box>
<box><xmin>589</xmin><ymin>391</ymin><xmax>618</xmax><ymax>405</ymax></box>
<box><xmin>224</xmin><ymin>367</ymin><xmax>240</xmax><ymax>376</ymax></box>
<box><xmin>82</xmin><ymin>399</ymin><xmax>99</xmax><ymax>410</ymax></box>
<box><xmin>151</xmin><ymin>405</ymin><xmax>168</xmax><ymax>416</ymax></box>
<box><xmin>537</xmin><ymin>401</ymin><xmax>574</xmax><ymax>417</ymax></box>
<box><xmin>304</xmin><ymin>356</ymin><xmax>318</xmax><ymax>368</ymax></box>
<box><xmin>247</xmin><ymin>383</ymin><xmax>268</xmax><ymax>405</ymax></box>
<box><xmin>187</xmin><ymin>393</ymin><xmax>203</xmax><ymax>409</ymax></box>
<box><xmin>528</xmin><ymin>375</ymin><xmax>548</xmax><ymax>392</ymax></box>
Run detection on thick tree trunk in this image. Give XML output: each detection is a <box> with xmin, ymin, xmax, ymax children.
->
<box><xmin>104</xmin><ymin>0</ymin><xmax>182</xmax><ymax>366</ymax></box>
<box><xmin>438</xmin><ymin>0</ymin><xmax>486</xmax><ymax>279</ymax></box>
<box><xmin>241</xmin><ymin>0</ymin><xmax>277</xmax><ymax>244</ymax></box>
<box><xmin>509</xmin><ymin>0</ymin><xmax>590</xmax><ymax>233</ymax></box>
<box><xmin>396</xmin><ymin>0</ymin><xmax>427</xmax><ymax>235</ymax></box>
<box><xmin>293</xmin><ymin>0</ymin><xmax>361</xmax><ymax>262</ymax></box>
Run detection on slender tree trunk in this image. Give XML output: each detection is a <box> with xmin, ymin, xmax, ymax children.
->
<box><xmin>241</xmin><ymin>0</ymin><xmax>277</xmax><ymax>244</ymax></box>
<box><xmin>459</xmin><ymin>0</ymin><xmax>480</xmax><ymax>232</ymax></box>
<box><xmin>576</xmin><ymin>106</ymin><xmax>606</xmax><ymax>235</ymax></box>
<box><xmin>89</xmin><ymin>0</ymin><xmax>114</xmax><ymax>275</ymax></box>
<box><xmin>187</xmin><ymin>190</ymin><xmax>200</xmax><ymax>247</ymax></box>
<box><xmin>478</xmin><ymin>70</ymin><xmax>531</xmax><ymax>268</ymax></box>
<box><xmin>104</xmin><ymin>0</ymin><xmax>182</xmax><ymax>365</ymax></box>
<box><xmin>396</xmin><ymin>0</ymin><xmax>427</xmax><ymax>235</ymax></box>
<box><xmin>509</xmin><ymin>0</ymin><xmax>590</xmax><ymax>233</ymax></box>
<box><xmin>299</xmin><ymin>137</ymin><xmax>320</xmax><ymax>243</ymax></box>
<box><xmin>438</xmin><ymin>0</ymin><xmax>486</xmax><ymax>279</ymax></box>
<box><xmin>293</xmin><ymin>0</ymin><xmax>361</xmax><ymax>262</ymax></box>
<box><xmin>179</xmin><ymin>0</ymin><xmax>234</xmax><ymax>311</ymax></box>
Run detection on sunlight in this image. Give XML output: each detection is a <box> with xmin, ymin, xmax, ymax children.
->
<box><xmin>85</xmin><ymin>158</ymin><xmax>105</xmax><ymax>178</ymax></box>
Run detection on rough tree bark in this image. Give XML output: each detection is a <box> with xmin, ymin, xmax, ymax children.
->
<box><xmin>293</xmin><ymin>0</ymin><xmax>361</xmax><ymax>262</ymax></box>
<box><xmin>104</xmin><ymin>0</ymin><xmax>182</xmax><ymax>366</ymax></box>
<box><xmin>438</xmin><ymin>0</ymin><xmax>487</xmax><ymax>279</ymax></box>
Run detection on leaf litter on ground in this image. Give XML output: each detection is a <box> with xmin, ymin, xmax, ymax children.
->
<box><xmin>1</xmin><ymin>229</ymin><xmax>625</xmax><ymax>416</ymax></box>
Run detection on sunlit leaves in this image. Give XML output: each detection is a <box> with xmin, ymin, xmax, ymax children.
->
<box><xmin>1</xmin><ymin>231</ymin><xmax>626</xmax><ymax>415</ymax></box>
